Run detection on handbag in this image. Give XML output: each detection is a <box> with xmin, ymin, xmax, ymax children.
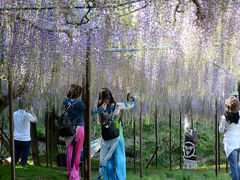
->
<box><xmin>58</xmin><ymin>101</ymin><xmax>77</xmax><ymax>137</ymax></box>
<box><xmin>58</xmin><ymin>112</ymin><xmax>76</xmax><ymax>137</ymax></box>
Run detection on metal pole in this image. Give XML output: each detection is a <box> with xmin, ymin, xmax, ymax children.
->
<box><xmin>179</xmin><ymin>110</ymin><xmax>182</xmax><ymax>169</ymax></box>
<box><xmin>84</xmin><ymin>32</ymin><xmax>91</xmax><ymax>180</ymax></box>
<box><xmin>215</xmin><ymin>99</ymin><xmax>218</xmax><ymax>176</ymax></box>
<box><xmin>133</xmin><ymin>114</ymin><xmax>136</xmax><ymax>173</ymax></box>
<box><xmin>155</xmin><ymin>105</ymin><xmax>158</xmax><ymax>168</ymax></box>
<box><xmin>140</xmin><ymin>102</ymin><xmax>143</xmax><ymax>178</ymax></box>
<box><xmin>9</xmin><ymin>71</ymin><xmax>15</xmax><ymax>180</ymax></box>
<box><xmin>169</xmin><ymin>109</ymin><xmax>172</xmax><ymax>171</ymax></box>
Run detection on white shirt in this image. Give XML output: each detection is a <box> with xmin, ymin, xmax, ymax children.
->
<box><xmin>219</xmin><ymin>111</ymin><xmax>240</xmax><ymax>157</ymax></box>
<box><xmin>14</xmin><ymin>109</ymin><xmax>35</xmax><ymax>141</ymax></box>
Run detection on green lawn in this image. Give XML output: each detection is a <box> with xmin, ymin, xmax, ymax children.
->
<box><xmin>0</xmin><ymin>165</ymin><xmax>231</xmax><ymax>180</ymax></box>
<box><xmin>0</xmin><ymin>165</ymin><xmax>67</xmax><ymax>180</ymax></box>
<box><xmin>126</xmin><ymin>169</ymin><xmax>231</xmax><ymax>180</ymax></box>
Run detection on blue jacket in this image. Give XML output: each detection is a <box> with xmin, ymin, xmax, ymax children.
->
<box><xmin>63</xmin><ymin>98</ymin><xmax>85</xmax><ymax>126</ymax></box>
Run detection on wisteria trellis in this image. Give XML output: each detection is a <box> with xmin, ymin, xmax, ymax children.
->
<box><xmin>0</xmin><ymin>0</ymin><xmax>240</xmax><ymax>121</ymax></box>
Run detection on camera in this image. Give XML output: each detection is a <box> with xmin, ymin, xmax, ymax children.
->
<box><xmin>127</xmin><ymin>93</ymin><xmax>134</xmax><ymax>102</ymax></box>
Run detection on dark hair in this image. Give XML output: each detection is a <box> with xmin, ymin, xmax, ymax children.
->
<box><xmin>224</xmin><ymin>111</ymin><xmax>240</xmax><ymax>124</ymax></box>
<box><xmin>97</xmin><ymin>88</ymin><xmax>116</xmax><ymax>124</ymax></box>
<box><xmin>67</xmin><ymin>84</ymin><xmax>83</xmax><ymax>98</ymax></box>
<box><xmin>97</xmin><ymin>88</ymin><xmax>115</xmax><ymax>108</ymax></box>
<box><xmin>18</xmin><ymin>98</ymin><xmax>31</xmax><ymax>110</ymax></box>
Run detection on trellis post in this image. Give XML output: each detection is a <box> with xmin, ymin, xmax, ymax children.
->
<box><xmin>218</xmin><ymin>124</ymin><xmax>220</xmax><ymax>170</ymax></box>
<box><xmin>84</xmin><ymin>31</ymin><xmax>91</xmax><ymax>180</ymax></box>
<box><xmin>179</xmin><ymin>109</ymin><xmax>182</xmax><ymax>169</ymax></box>
<box><xmin>238</xmin><ymin>81</ymin><xmax>240</xmax><ymax>101</ymax></box>
<box><xmin>226</xmin><ymin>158</ymin><xmax>228</xmax><ymax>173</ymax></box>
<box><xmin>139</xmin><ymin>102</ymin><xmax>143</xmax><ymax>178</ymax></box>
<box><xmin>45</xmin><ymin>105</ymin><xmax>49</xmax><ymax>168</ymax></box>
<box><xmin>0</xmin><ymin>117</ymin><xmax>4</xmax><ymax>153</ymax></box>
<box><xmin>133</xmin><ymin>113</ymin><xmax>136</xmax><ymax>173</ymax></box>
<box><xmin>169</xmin><ymin>109</ymin><xmax>172</xmax><ymax>171</ymax></box>
<box><xmin>8</xmin><ymin>69</ymin><xmax>15</xmax><ymax>180</ymax></box>
<box><xmin>155</xmin><ymin>105</ymin><xmax>158</xmax><ymax>168</ymax></box>
<box><xmin>50</xmin><ymin>106</ymin><xmax>54</xmax><ymax>168</ymax></box>
<box><xmin>215</xmin><ymin>99</ymin><xmax>218</xmax><ymax>176</ymax></box>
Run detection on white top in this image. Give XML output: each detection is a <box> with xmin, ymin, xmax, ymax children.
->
<box><xmin>219</xmin><ymin>111</ymin><xmax>240</xmax><ymax>158</ymax></box>
<box><xmin>14</xmin><ymin>109</ymin><xmax>35</xmax><ymax>141</ymax></box>
<box><xmin>112</xmin><ymin>102</ymin><xmax>135</xmax><ymax>116</ymax></box>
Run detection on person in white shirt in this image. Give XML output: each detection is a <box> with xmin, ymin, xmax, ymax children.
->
<box><xmin>14</xmin><ymin>100</ymin><xmax>38</xmax><ymax>166</ymax></box>
<box><xmin>219</xmin><ymin>96</ymin><xmax>240</xmax><ymax>180</ymax></box>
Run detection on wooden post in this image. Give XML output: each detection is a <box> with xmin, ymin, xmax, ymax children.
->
<box><xmin>139</xmin><ymin>102</ymin><xmax>143</xmax><ymax>178</ymax></box>
<box><xmin>163</xmin><ymin>103</ymin><xmax>166</xmax><ymax>117</ymax></box>
<box><xmin>179</xmin><ymin>110</ymin><xmax>182</xmax><ymax>169</ymax></box>
<box><xmin>215</xmin><ymin>100</ymin><xmax>218</xmax><ymax>176</ymax></box>
<box><xmin>238</xmin><ymin>81</ymin><xmax>240</xmax><ymax>101</ymax></box>
<box><xmin>190</xmin><ymin>115</ymin><xmax>193</xmax><ymax>130</ymax></box>
<box><xmin>81</xmin><ymin>77</ymin><xmax>86</xmax><ymax>103</ymax></box>
<box><xmin>0</xmin><ymin>125</ymin><xmax>10</xmax><ymax>153</ymax></box>
<box><xmin>226</xmin><ymin>158</ymin><xmax>228</xmax><ymax>173</ymax></box>
<box><xmin>0</xmin><ymin>117</ymin><xmax>4</xmax><ymax>153</ymax></box>
<box><xmin>155</xmin><ymin>106</ymin><xmax>158</xmax><ymax>168</ymax></box>
<box><xmin>218</xmin><ymin>123</ymin><xmax>220</xmax><ymax>170</ymax></box>
<box><xmin>169</xmin><ymin>109</ymin><xmax>172</xmax><ymax>171</ymax></box>
<box><xmin>146</xmin><ymin>146</ymin><xmax>160</xmax><ymax>169</ymax></box>
<box><xmin>133</xmin><ymin>114</ymin><xmax>136</xmax><ymax>173</ymax></box>
<box><xmin>30</xmin><ymin>123</ymin><xmax>40</xmax><ymax>166</ymax></box>
<box><xmin>84</xmin><ymin>32</ymin><xmax>91</xmax><ymax>180</ymax></box>
<box><xmin>9</xmin><ymin>71</ymin><xmax>15</xmax><ymax>180</ymax></box>
<box><xmin>45</xmin><ymin>106</ymin><xmax>49</xmax><ymax>168</ymax></box>
<box><xmin>50</xmin><ymin>106</ymin><xmax>54</xmax><ymax>168</ymax></box>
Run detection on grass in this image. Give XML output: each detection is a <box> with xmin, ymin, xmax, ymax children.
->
<box><xmin>0</xmin><ymin>164</ymin><xmax>231</xmax><ymax>180</ymax></box>
<box><xmin>0</xmin><ymin>165</ymin><xmax>68</xmax><ymax>180</ymax></box>
<box><xmin>126</xmin><ymin>169</ymin><xmax>231</xmax><ymax>180</ymax></box>
<box><xmin>0</xmin><ymin>118</ymin><xmax>231</xmax><ymax>180</ymax></box>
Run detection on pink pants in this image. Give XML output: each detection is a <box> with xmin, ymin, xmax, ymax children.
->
<box><xmin>67</xmin><ymin>127</ymin><xmax>84</xmax><ymax>180</ymax></box>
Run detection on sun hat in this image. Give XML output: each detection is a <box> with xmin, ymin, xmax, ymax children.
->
<box><xmin>225</xmin><ymin>96</ymin><xmax>240</xmax><ymax>113</ymax></box>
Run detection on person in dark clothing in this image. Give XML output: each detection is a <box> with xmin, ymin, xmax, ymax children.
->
<box><xmin>63</xmin><ymin>84</ymin><xmax>85</xmax><ymax>180</ymax></box>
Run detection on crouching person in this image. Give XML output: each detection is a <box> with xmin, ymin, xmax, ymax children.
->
<box><xmin>14</xmin><ymin>99</ymin><xmax>38</xmax><ymax>166</ymax></box>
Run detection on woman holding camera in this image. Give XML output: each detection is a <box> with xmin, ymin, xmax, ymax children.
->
<box><xmin>92</xmin><ymin>88</ymin><xmax>136</xmax><ymax>180</ymax></box>
<box><xmin>219</xmin><ymin>96</ymin><xmax>240</xmax><ymax>180</ymax></box>
<box><xmin>63</xmin><ymin>84</ymin><xmax>85</xmax><ymax>180</ymax></box>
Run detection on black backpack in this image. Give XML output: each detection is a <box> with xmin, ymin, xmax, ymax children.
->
<box><xmin>57</xmin><ymin>113</ymin><xmax>75</xmax><ymax>137</ymax></box>
<box><xmin>57</xmin><ymin>101</ymin><xmax>76</xmax><ymax>137</ymax></box>
<box><xmin>101</xmin><ymin>120</ymin><xmax>119</xmax><ymax>141</ymax></box>
<box><xmin>101</xmin><ymin>108</ymin><xmax>119</xmax><ymax>141</ymax></box>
